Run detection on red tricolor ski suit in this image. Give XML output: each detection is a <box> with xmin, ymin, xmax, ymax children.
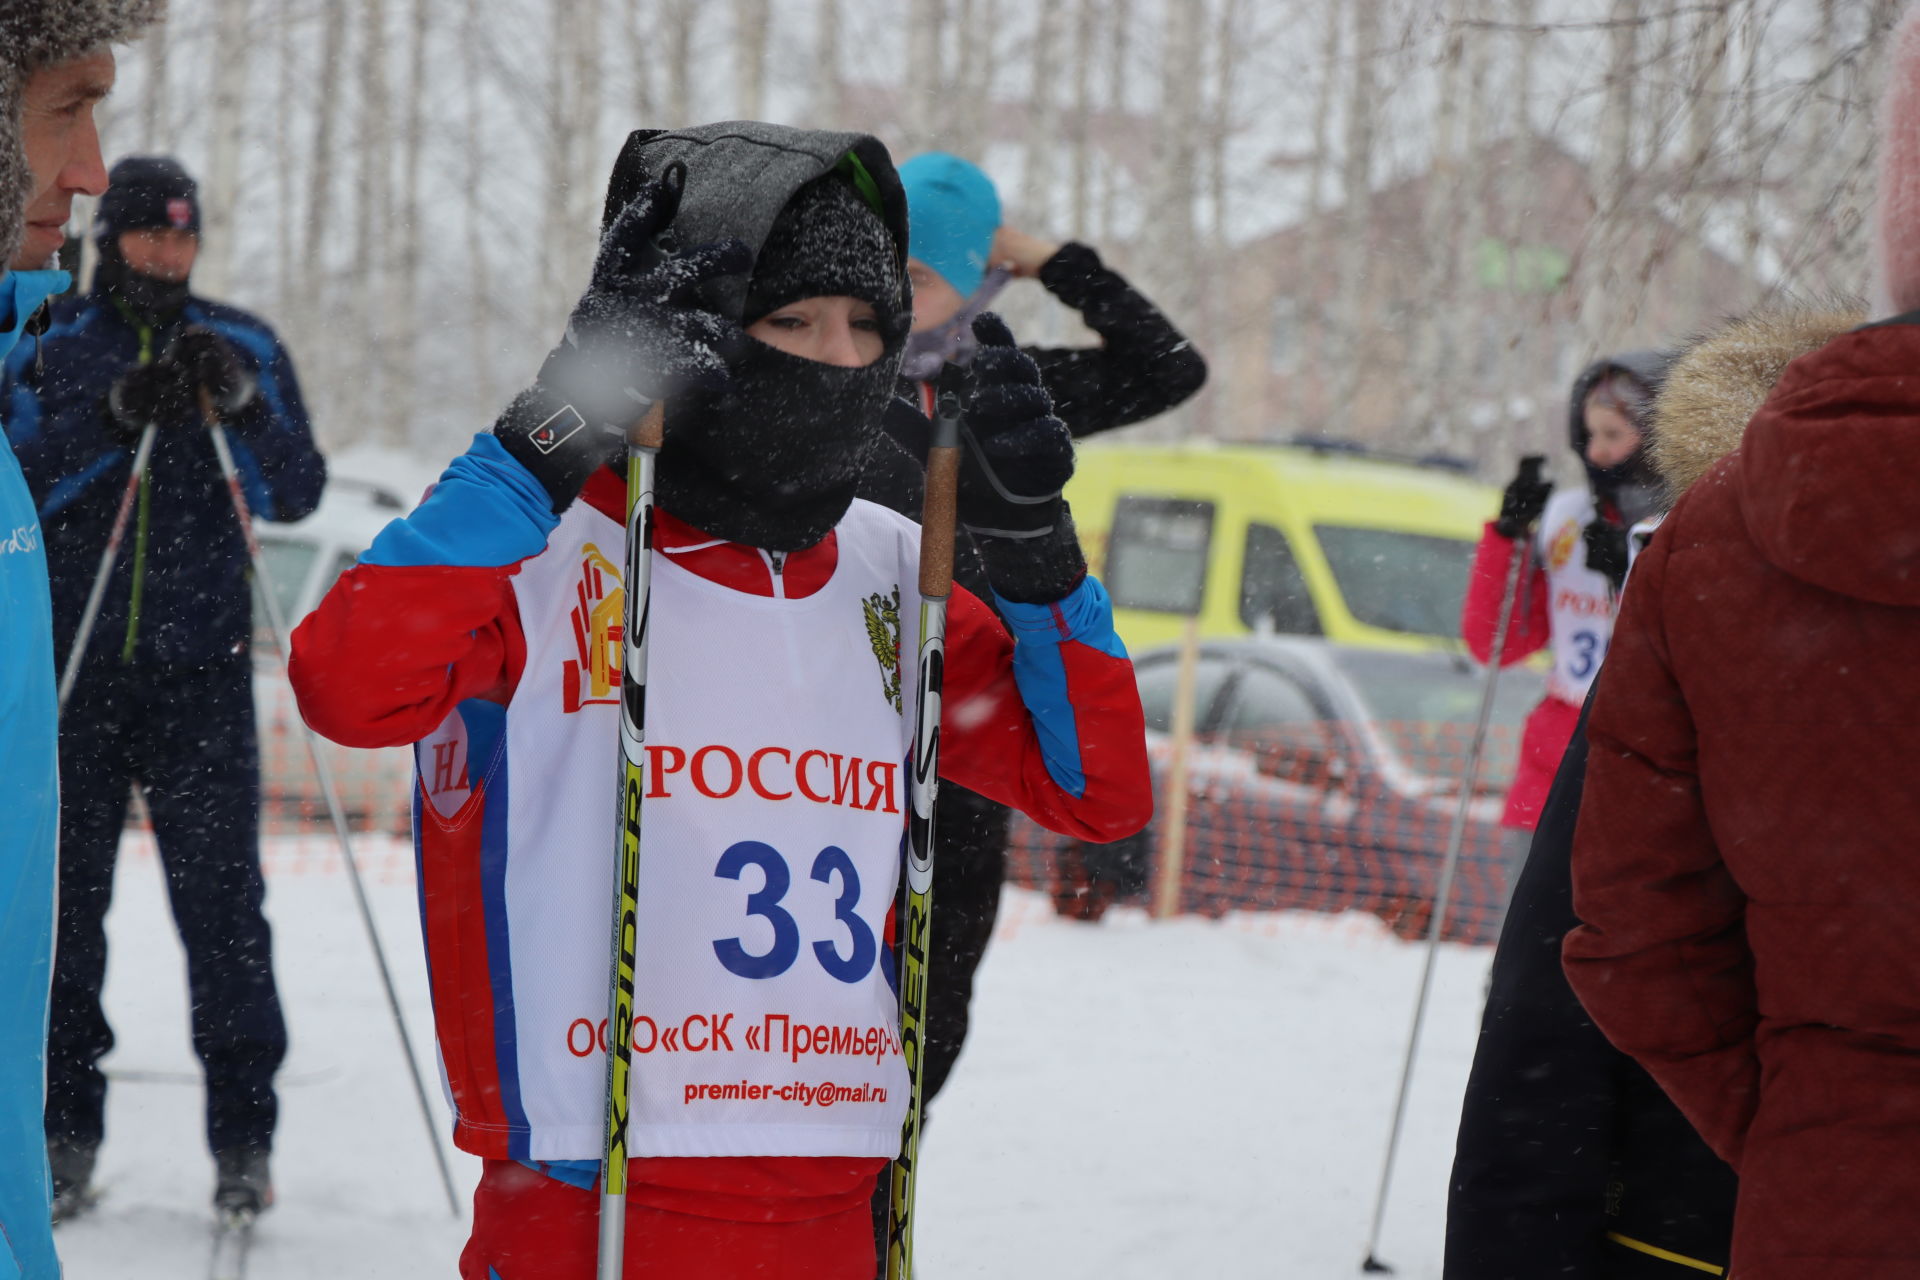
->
<box><xmin>289</xmin><ymin>436</ymin><xmax>1150</xmax><ymax>1278</ymax></box>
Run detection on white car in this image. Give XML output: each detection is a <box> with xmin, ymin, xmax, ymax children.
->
<box><xmin>252</xmin><ymin>471</ymin><xmax>422</xmax><ymax>836</ymax></box>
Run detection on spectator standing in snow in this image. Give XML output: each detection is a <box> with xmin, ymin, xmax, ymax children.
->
<box><xmin>289</xmin><ymin>122</ymin><xmax>1150</xmax><ymax>1280</ymax></box>
<box><xmin>1563</xmin><ymin>11</ymin><xmax>1920</xmax><ymax>1273</ymax></box>
<box><xmin>852</xmin><ymin>148</ymin><xmax>1207</xmax><ymax>1272</ymax></box>
<box><xmin>1461</xmin><ymin>352</ymin><xmax>1666</xmax><ymax>892</ymax></box>
<box><xmin>862</xmin><ymin>144</ymin><xmax>1204</xmax><ymax>1090</ymax></box>
<box><xmin>1442</xmin><ymin>305</ymin><xmax>1861</xmax><ymax>1279</ymax></box>
<box><xmin>2</xmin><ymin>153</ymin><xmax>325</xmax><ymax>1220</ymax></box>
<box><xmin>0</xmin><ymin>3</ymin><xmax>161</xmax><ymax>1268</ymax></box>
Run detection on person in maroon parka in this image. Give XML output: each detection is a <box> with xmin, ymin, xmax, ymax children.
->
<box><xmin>1563</xmin><ymin>11</ymin><xmax>1920</xmax><ymax>1276</ymax></box>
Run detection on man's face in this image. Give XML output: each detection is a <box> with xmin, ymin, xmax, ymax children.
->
<box><xmin>16</xmin><ymin>49</ymin><xmax>116</xmax><ymax>271</ymax></box>
<box><xmin>119</xmin><ymin>228</ymin><xmax>198</xmax><ymax>282</ymax></box>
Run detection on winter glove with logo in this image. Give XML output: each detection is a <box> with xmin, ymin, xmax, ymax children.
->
<box><xmin>1583</xmin><ymin>517</ymin><xmax>1629</xmax><ymax>591</ymax></box>
<box><xmin>958</xmin><ymin>312</ymin><xmax>1087</xmax><ymax>604</ymax></box>
<box><xmin>494</xmin><ymin>166</ymin><xmax>753</xmax><ymax>513</ymax></box>
<box><xmin>170</xmin><ymin>326</ymin><xmax>258</xmax><ymax>419</ymax></box>
<box><xmin>104</xmin><ymin>359</ymin><xmax>192</xmax><ymax>445</ymax></box>
<box><xmin>1492</xmin><ymin>454</ymin><xmax>1551</xmax><ymax>538</ymax></box>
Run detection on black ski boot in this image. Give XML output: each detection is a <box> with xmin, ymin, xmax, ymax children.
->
<box><xmin>48</xmin><ymin>1138</ymin><xmax>98</xmax><ymax>1223</ymax></box>
<box><xmin>212</xmin><ymin>1147</ymin><xmax>273</xmax><ymax>1217</ymax></box>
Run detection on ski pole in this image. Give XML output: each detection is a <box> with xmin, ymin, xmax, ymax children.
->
<box><xmin>58</xmin><ymin>420</ymin><xmax>159</xmax><ymax>710</ymax></box>
<box><xmin>886</xmin><ymin>392</ymin><xmax>963</xmax><ymax>1280</ymax></box>
<box><xmin>596</xmin><ymin>400</ymin><xmax>664</xmax><ymax>1280</ymax></box>
<box><xmin>1359</xmin><ymin>533</ymin><xmax>1533</xmax><ymax>1275</ymax></box>
<box><xmin>198</xmin><ymin>392</ymin><xmax>461</xmax><ymax>1219</ymax></box>
<box><xmin>592</xmin><ymin>158</ymin><xmax>687</xmax><ymax>1280</ymax></box>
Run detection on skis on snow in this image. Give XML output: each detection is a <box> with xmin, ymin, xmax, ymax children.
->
<box><xmin>207</xmin><ymin>1207</ymin><xmax>256</xmax><ymax>1280</ymax></box>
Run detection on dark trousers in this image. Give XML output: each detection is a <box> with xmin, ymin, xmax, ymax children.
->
<box><xmin>46</xmin><ymin>659</ymin><xmax>287</xmax><ymax>1157</ymax></box>
<box><xmin>871</xmin><ymin>786</ymin><xmax>1011</xmax><ymax>1269</ymax></box>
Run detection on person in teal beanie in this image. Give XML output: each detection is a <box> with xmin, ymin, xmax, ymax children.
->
<box><xmin>0</xmin><ymin>3</ymin><xmax>164</xmax><ymax>1274</ymax></box>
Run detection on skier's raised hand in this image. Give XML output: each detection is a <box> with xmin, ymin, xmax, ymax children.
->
<box><xmin>957</xmin><ymin>312</ymin><xmax>1086</xmax><ymax>603</ymax></box>
<box><xmin>495</xmin><ymin>167</ymin><xmax>754</xmax><ymax>512</ymax></box>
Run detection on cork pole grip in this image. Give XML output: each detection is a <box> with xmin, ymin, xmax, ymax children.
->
<box><xmin>631</xmin><ymin>401</ymin><xmax>666</xmax><ymax>450</ymax></box>
<box><xmin>920</xmin><ymin>446</ymin><xmax>960</xmax><ymax>600</ymax></box>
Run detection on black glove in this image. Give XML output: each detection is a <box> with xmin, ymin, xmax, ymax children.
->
<box><xmin>169</xmin><ymin>326</ymin><xmax>258</xmax><ymax>418</ymax></box>
<box><xmin>105</xmin><ymin>360</ymin><xmax>192</xmax><ymax>445</ymax></box>
<box><xmin>1583</xmin><ymin>517</ymin><xmax>1629</xmax><ymax>591</ymax></box>
<box><xmin>1492</xmin><ymin>455</ymin><xmax>1551</xmax><ymax>538</ymax></box>
<box><xmin>958</xmin><ymin>313</ymin><xmax>1085</xmax><ymax>603</ymax></box>
<box><xmin>494</xmin><ymin>166</ymin><xmax>752</xmax><ymax>512</ymax></box>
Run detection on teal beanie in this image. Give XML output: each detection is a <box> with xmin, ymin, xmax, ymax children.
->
<box><xmin>898</xmin><ymin>152</ymin><xmax>1001</xmax><ymax>297</ymax></box>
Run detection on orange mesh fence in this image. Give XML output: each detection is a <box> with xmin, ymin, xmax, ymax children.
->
<box><xmin>1007</xmin><ymin>719</ymin><xmax>1523</xmax><ymax>946</ymax></box>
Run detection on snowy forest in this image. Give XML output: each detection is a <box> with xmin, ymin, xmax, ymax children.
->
<box><xmin>87</xmin><ymin>0</ymin><xmax>1904</xmax><ymax>476</ymax></box>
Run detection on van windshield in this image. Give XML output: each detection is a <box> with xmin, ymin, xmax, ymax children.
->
<box><xmin>1311</xmin><ymin>526</ymin><xmax>1476</xmax><ymax>638</ymax></box>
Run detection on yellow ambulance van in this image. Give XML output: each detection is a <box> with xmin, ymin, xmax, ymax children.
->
<box><xmin>1068</xmin><ymin>440</ymin><xmax>1500</xmax><ymax>654</ymax></box>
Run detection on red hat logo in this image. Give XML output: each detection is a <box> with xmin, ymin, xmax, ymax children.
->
<box><xmin>167</xmin><ymin>198</ymin><xmax>193</xmax><ymax>229</ymax></box>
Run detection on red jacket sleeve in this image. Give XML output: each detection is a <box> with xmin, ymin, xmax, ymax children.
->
<box><xmin>290</xmin><ymin>562</ymin><xmax>527</xmax><ymax>749</ymax></box>
<box><xmin>1461</xmin><ymin>523</ymin><xmax>1551</xmax><ymax>665</ymax></box>
<box><xmin>1561</xmin><ymin>521</ymin><xmax>1759</xmax><ymax>1168</ymax></box>
<box><xmin>938</xmin><ymin>580</ymin><xmax>1152</xmax><ymax>844</ymax></box>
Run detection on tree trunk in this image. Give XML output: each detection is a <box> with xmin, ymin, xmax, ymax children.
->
<box><xmin>1328</xmin><ymin>0</ymin><xmax>1383</xmax><ymax>428</ymax></box>
<box><xmin>734</xmin><ymin>0</ymin><xmax>770</xmax><ymax>120</ymax></box>
<box><xmin>140</xmin><ymin>9</ymin><xmax>169</xmax><ymax>149</ymax></box>
<box><xmin>666</xmin><ymin>0</ymin><xmax>694</xmax><ymax>125</ymax></box>
<box><xmin>303</xmin><ymin>0</ymin><xmax>349</xmax><ymax>302</ymax></box>
<box><xmin>462</xmin><ymin>4</ymin><xmax>499</xmax><ymax>423</ymax></box>
<box><xmin>1575</xmin><ymin>0</ymin><xmax>1640</xmax><ymax>361</ymax></box>
<box><xmin>905</xmin><ymin>0</ymin><xmax>945</xmax><ymax>152</ymax></box>
<box><xmin>1068</xmin><ymin>0</ymin><xmax>1098</xmax><ymax>241</ymax></box>
<box><xmin>385</xmin><ymin>0</ymin><xmax>432</xmax><ymax>447</ymax></box>
<box><xmin>351</xmin><ymin>0</ymin><xmax>393</xmax><ymax>439</ymax></box>
<box><xmin>813</xmin><ymin>0</ymin><xmax>842</xmax><ymax>124</ymax></box>
<box><xmin>1290</xmin><ymin>0</ymin><xmax>1344</xmax><ymax>430</ymax></box>
<box><xmin>196</xmin><ymin>0</ymin><xmax>253</xmax><ymax>299</ymax></box>
<box><xmin>1021</xmin><ymin>4</ymin><xmax>1062</xmax><ymax>240</ymax></box>
<box><xmin>1099</xmin><ymin>0</ymin><xmax>1132</xmax><ymax>243</ymax></box>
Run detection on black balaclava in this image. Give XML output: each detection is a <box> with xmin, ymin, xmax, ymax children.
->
<box><xmin>1569</xmin><ymin>350</ymin><xmax>1669</xmax><ymax>527</ymax></box>
<box><xmin>91</xmin><ymin>155</ymin><xmax>200</xmax><ymax>322</ymax></box>
<box><xmin>657</xmin><ymin>173</ymin><xmax>909</xmax><ymax>551</ymax></box>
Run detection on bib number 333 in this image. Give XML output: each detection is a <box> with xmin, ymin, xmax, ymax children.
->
<box><xmin>712</xmin><ymin>840</ymin><xmax>878</xmax><ymax>984</ymax></box>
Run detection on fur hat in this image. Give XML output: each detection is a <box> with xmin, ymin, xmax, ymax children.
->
<box><xmin>1873</xmin><ymin>3</ymin><xmax>1920</xmax><ymax>316</ymax></box>
<box><xmin>0</xmin><ymin>0</ymin><xmax>165</xmax><ymax>269</ymax></box>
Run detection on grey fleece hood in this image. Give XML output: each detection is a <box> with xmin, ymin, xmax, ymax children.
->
<box><xmin>600</xmin><ymin>121</ymin><xmax>910</xmax><ymax>328</ymax></box>
<box><xmin>598</xmin><ymin>122</ymin><xmax>913</xmax><ymax>552</ymax></box>
<box><xmin>0</xmin><ymin>0</ymin><xmax>164</xmax><ymax>269</ymax></box>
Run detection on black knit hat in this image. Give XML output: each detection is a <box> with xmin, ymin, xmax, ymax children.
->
<box><xmin>741</xmin><ymin>175</ymin><xmax>902</xmax><ymax>333</ymax></box>
<box><xmin>95</xmin><ymin>155</ymin><xmax>200</xmax><ymax>244</ymax></box>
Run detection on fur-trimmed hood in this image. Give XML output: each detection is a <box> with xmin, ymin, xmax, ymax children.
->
<box><xmin>1648</xmin><ymin>304</ymin><xmax>1867</xmax><ymax>496</ymax></box>
<box><xmin>0</xmin><ymin>0</ymin><xmax>165</xmax><ymax>270</ymax></box>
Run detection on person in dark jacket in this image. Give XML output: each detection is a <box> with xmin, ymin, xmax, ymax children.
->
<box><xmin>855</xmin><ymin>149</ymin><xmax>1205</xmax><ymax>1270</ymax></box>
<box><xmin>1447</xmin><ymin>305</ymin><xmax>1857</xmax><ymax>1278</ymax></box>
<box><xmin>0</xmin><ymin>154</ymin><xmax>325</xmax><ymax>1220</ymax></box>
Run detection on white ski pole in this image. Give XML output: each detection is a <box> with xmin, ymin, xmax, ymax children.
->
<box><xmin>1359</xmin><ymin>533</ymin><xmax>1533</xmax><ymax>1275</ymax></box>
<box><xmin>886</xmin><ymin>393</ymin><xmax>962</xmax><ymax>1280</ymax></box>
<box><xmin>199</xmin><ymin>393</ymin><xmax>461</xmax><ymax>1218</ymax></box>
<box><xmin>58</xmin><ymin>421</ymin><xmax>159</xmax><ymax>710</ymax></box>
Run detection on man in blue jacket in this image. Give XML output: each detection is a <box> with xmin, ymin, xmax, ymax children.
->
<box><xmin>0</xmin><ymin>3</ymin><xmax>164</xmax><ymax>1272</ymax></box>
<box><xmin>1</xmin><ymin>153</ymin><xmax>325</xmax><ymax>1223</ymax></box>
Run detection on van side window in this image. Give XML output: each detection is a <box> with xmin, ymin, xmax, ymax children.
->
<box><xmin>1106</xmin><ymin>496</ymin><xmax>1214</xmax><ymax>616</ymax></box>
<box><xmin>1240</xmin><ymin>523</ymin><xmax>1321</xmax><ymax>636</ymax></box>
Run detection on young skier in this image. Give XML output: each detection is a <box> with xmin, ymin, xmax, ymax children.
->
<box><xmin>1461</xmin><ymin>352</ymin><xmax>1668</xmax><ymax>891</ymax></box>
<box><xmin>289</xmin><ymin>122</ymin><xmax>1150</xmax><ymax>1279</ymax></box>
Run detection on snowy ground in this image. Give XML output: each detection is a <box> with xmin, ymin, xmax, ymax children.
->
<box><xmin>57</xmin><ymin>833</ymin><xmax>1489</xmax><ymax>1279</ymax></box>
